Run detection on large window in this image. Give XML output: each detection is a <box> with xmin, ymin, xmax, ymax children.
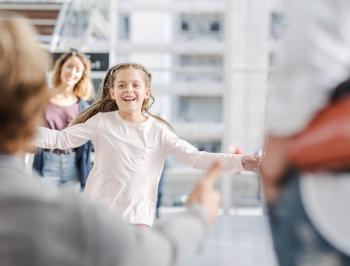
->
<box><xmin>176</xmin><ymin>96</ymin><xmax>222</xmax><ymax>122</ymax></box>
<box><xmin>119</xmin><ymin>13</ymin><xmax>130</xmax><ymax>40</ymax></box>
<box><xmin>177</xmin><ymin>13</ymin><xmax>223</xmax><ymax>40</ymax></box>
<box><xmin>174</xmin><ymin>54</ymin><xmax>223</xmax><ymax>82</ymax></box>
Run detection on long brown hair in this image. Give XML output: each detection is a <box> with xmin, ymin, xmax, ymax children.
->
<box><xmin>71</xmin><ymin>63</ymin><xmax>174</xmax><ymax>131</ymax></box>
<box><xmin>51</xmin><ymin>49</ymin><xmax>91</xmax><ymax>99</ymax></box>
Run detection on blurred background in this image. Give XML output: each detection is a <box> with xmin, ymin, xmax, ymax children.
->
<box><xmin>0</xmin><ymin>1</ymin><xmax>286</xmax><ymax>265</ymax></box>
<box><xmin>0</xmin><ymin>0</ymin><xmax>286</xmax><ymax>220</ymax></box>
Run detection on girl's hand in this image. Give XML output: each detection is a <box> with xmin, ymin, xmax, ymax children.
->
<box><xmin>241</xmin><ymin>155</ymin><xmax>261</xmax><ymax>172</ymax></box>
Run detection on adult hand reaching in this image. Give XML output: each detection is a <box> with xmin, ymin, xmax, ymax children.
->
<box><xmin>187</xmin><ymin>161</ymin><xmax>222</xmax><ymax>226</ymax></box>
<box><xmin>260</xmin><ymin>135</ymin><xmax>292</xmax><ymax>202</ymax></box>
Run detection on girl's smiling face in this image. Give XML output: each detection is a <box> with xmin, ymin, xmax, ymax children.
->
<box><xmin>110</xmin><ymin>67</ymin><xmax>151</xmax><ymax>116</ymax></box>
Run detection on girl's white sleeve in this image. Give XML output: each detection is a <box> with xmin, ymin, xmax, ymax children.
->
<box><xmin>163</xmin><ymin>129</ymin><xmax>244</xmax><ymax>173</ymax></box>
<box><xmin>33</xmin><ymin>113</ymin><xmax>100</xmax><ymax>149</ymax></box>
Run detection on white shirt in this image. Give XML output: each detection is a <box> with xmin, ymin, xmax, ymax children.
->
<box><xmin>34</xmin><ymin>111</ymin><xmax>244</xmax><ymax>225</ymax></box>
<box><xmin>266</xmin><ymin>0</ymin><xmax>350</xmax><ymax>255</ymax></box>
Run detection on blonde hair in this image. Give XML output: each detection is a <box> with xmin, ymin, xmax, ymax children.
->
<box><xmin>0</xmin><ymin>14</ymin><xmax>51</xmax><ymax>152</ymax></box>
<box><xmin>71</xmin><ymin>63</ymin><xmax>174</xmax><ymax>131</ymax></box>
<box><xmin>51</xmin><ymin>49</ymin><xmax>91</xmax><ymax>99</ymax></box>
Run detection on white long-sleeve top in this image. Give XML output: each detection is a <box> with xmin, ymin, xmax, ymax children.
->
<box><xmin>266</xmin><ymin>0</ymin><xmax>350</xmax><ymax>256</ymax></box>
<box><xmin>34</xmin><ymin>111</ymin><xmax>244</xmax><ymax>225</ymax></box>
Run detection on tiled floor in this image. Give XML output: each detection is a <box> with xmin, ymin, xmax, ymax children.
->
<box><xmin>184</xmin><ymin>212</ymin><xmax>278</xmax><ymax>266</ymax></box>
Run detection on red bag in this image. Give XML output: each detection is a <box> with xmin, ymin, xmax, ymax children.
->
<box><xmin>288</xmin><ymin>96</ymin><xmax>350</xmax><ymax>171</ymax></box>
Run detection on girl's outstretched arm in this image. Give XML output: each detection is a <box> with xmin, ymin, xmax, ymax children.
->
<box><xmin>33</xmin><ymin>113</ymin><xmax>100</xmax><ymax>150</ymax></box>
<box><xmin>163</xmin><ymin>129</ymin><xmax>255</xmax><ymax>173</ymax></box>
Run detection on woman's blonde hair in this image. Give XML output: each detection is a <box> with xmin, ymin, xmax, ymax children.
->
<box><xmin>71</xmin><ymin>63</ymin><xmax>174</xmax><ymax>131</ymax></box>
<box><xmin>51</xmin><ymin>49</ymin><xmax>91</xmax><ymax>99</ymax></box>
<box><xmin>0</xmin><ymin>14</ymin><xmax>51</xmax><ymax>152</ymax></box>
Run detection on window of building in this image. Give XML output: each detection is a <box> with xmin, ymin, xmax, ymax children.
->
<box><xmin>177</xmin><ymin>13</ymin><xmax>223</xmax><ymax>40</ymax></box>
<box><xmin>181</xmin><ymin>21</ymin><xmax>189</xmax><ymax>31</ymax></box>
<box><xmin>174</xmin><ymin>54</ymin><xmax>223</xmax><ymax>82</ymax></box>
<box><xmin>176</xmin><ymin>96</ymin><xmax>222</xmax><ymax>122</ymax></box>
<box><xmin>119</xmin><ymin>14</ymin><xmax>130</xmax><ymax>40</ymax></box>
<box><xmin>210</xmin><ymin>21</ymin><xmax>220</xmax><ymax>32</ymax></box>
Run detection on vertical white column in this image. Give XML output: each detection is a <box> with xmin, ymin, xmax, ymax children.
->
<box><xmin>244</xmin><ymin>0</ymin><xmax>269</xmax><ymax>153</ymax></box>
<box><xmin>221</xmin><ymin>0</ymin><xmax>235</xmax><ymax>213</ymax></box>
<box><xmin>129</xmin><ymin>0</ymin><xmax>172</xmax><ymax>117</ymax></box>
<box><xmin>110</xmin><ymin>0</ymin><xmax>117</xmax><ymax>67</ymax></box>
<box><xmin>221</xmin><ymin>0</ymin><xmax>269</xmax><ymax>212</ymax></box>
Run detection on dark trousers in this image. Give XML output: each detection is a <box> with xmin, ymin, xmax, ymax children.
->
<box><xmin>267</xmin><ymin>173</ymin><xmax>350</xmax><ymax>266</ymax></box>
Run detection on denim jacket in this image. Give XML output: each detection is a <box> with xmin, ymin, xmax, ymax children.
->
<box><xmin>33</xmin><ymin>99</ymin><xmax>92</xmax><ymax>189</ymax></box>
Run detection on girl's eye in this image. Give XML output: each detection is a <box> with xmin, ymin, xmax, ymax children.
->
<box><xmin>133</xmin><ymin>84</ymin><xmax>140</xmax><ymax>88</ymax></box>
<box><xmin>118</xmin><ymin>84</ymin><xmax>124</xmax><ymax>89</ymax></box>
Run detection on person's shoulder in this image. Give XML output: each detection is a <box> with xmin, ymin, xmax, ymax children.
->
<box><xmin>148</xmin><ymin>116</ymin><xmax>172</xmax><ymax>132</ymax></box>
<box><xmin>1</xmin><ymin>173</ymin><xmax>127</xmax><ymax>262</ymax></box>
<box><xmin>148</xmin><ymin>118</ymin><xmax>178</xmax><ymax>146</ymax></box>
<box><xmin>2</xmin><ymin>172</ymin><xmax>123</xmax><ymax>234</ymax></box>
<box><xmin>0</xmin><ymin>169</ymin><xmax>79</xmax><ymax>216</ymax></box>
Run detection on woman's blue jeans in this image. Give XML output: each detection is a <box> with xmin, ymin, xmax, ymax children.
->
<box><xmin>41</xmin><ymin>151</ymin><xmax>79</xmax><ymax>187</ymax></box>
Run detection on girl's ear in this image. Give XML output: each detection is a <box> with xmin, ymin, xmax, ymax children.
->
<box><xmin>145</xmin><ymin>87</ymin><xmax>151</xmax><ymax>99</ymax></box>
<box><xmin>109</xmin><ymin>88</ymin><xmax>114</xmax><ymax>99</ymax></box>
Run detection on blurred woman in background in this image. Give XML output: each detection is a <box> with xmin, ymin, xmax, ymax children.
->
<box><xmin>33</xmin><ymin>50</ymin><xmax>93</xmax><ymax>189</ymax></box>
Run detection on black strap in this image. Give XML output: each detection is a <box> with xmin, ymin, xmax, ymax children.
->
<box><xmin>329</xmin><ymin>79</ymin><xmax>350</xmax><ymax>102</ymax></box>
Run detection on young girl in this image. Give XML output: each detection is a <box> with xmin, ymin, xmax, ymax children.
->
<box><xmin>33</xmin><ymin>63</ymin><xmax>259</xmax><ymax>226</ymax></box>
<box><xmin>33</xmin><ymin>50</ymin><xmax>93</xmax><ymax>189</ymax></box>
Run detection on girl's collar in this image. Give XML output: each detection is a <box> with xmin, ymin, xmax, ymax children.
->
<box><xmin>115</xmin><ymin>111</ymin><xmax>150</xmax><ymax>128</ymax></box>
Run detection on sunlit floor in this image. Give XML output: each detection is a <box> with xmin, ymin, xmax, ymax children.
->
<box><xmin>160</xmin><ymin>207</ymin><xmax>278</xmax><ymax>266</ymax></box>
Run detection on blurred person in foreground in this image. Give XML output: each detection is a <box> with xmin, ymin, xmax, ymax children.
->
<box><xmin>260</xmin><ymin>0</ymin><xmax>350</xmax><ymax>266</ymax></box>
<box><xmin>0</xmin><ymin>14</ymin><xmax>222</xmax><ymax>266</ymax></box>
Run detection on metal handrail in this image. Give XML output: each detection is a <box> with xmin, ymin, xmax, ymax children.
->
<box><xmin>49</xmin><ymin>0</ymin><xmax>72</xmax><ymax>52</ymax></box>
